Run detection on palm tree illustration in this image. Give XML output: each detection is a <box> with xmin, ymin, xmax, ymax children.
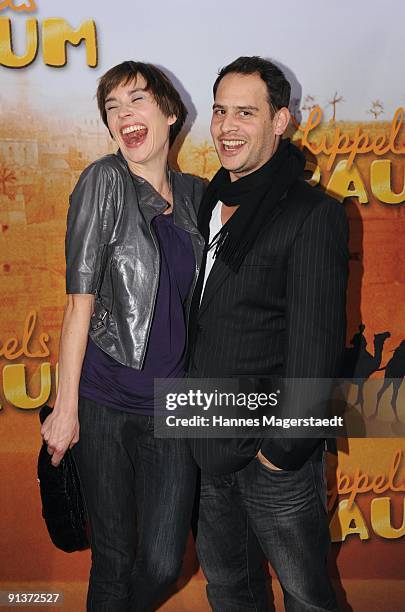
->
<box><xmin>190</xmin><ymin>140</ymin><xmax>216</xmax><ymax>176</ymax></box>
<box><xmin>302</xmin><ymin>95</ymin><xmax>317</xmax><ymax>119</ymax></box>
<box><xmin>328</xmin><ymin>92</ymin><xmax>344</xmax><ymax>122</ymax></box>
<box><xmin>368</xmin><ymin>100</ymin><xmax>384</xmax><ymax>120</ymax></box>
<box><xmin>0</xmin><ymin>164</ymin><xmax>16</xmax><ymax>196</ymax></box>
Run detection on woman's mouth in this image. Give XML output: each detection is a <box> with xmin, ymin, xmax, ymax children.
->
<box><xmin>121</xmin><ymin>124</ymin><xmax>148</xmax><ymax>147</ymax></box>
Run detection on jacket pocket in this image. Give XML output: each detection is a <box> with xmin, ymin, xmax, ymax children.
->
<box><xmin>90</xmin><ymin>299</ymin><xmax>118</xmax><ymax>338</ymax></box>
<box><xmin>90</xmin><ymin>299</ymin><xmax>108</xmax><ymax>331</ymax></box>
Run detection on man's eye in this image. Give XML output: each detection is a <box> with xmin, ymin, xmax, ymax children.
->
<box><xmin>240</xmin><ymin>111</ymin><xmax>252</xmax><ymax>117</ymax></box>
<box><xmin>214</xmin><ymin>109</ymin><xmax>225</xmax><ymax>116</ymax></box>
<box><xmin>106</xmin><ymin>106</ymin><xmax>117</xmax><ymax>112</ymax></box>
<box><xmin>131</xmin><ymin>96</ymin><xmax>143</xmax><ymax>103</ymax></box>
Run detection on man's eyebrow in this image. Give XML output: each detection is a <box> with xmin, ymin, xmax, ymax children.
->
<box><xmin>236</xmin><ymin>105</ymin><xmax>259</xmax><ymax>111</ymax></box>
<box><xmin>212</xmin><ymin>103</ymin><xmax>259</xmax><ymax>111</ymax></box>
<box><xmin>105</xmin><ymin>88</ymin><xmax>147</xmax><ymax>104</ymax></box>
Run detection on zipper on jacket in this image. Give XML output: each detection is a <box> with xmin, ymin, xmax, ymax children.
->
<box><xmin>138</xmin><ymin>218</ymin><xmax>161</xmax><ymax>369</ymax></box>
<box><xmin>109</xmin><ymin>257</ymin><xmax>116</xmax><ymax>315</ymax></box>
<box><xmin>184</xmin><ymin>234</ymin><xmax>204</xmax><ymax>355</ymax></box>
<box><xmin>94</xmin><ymin>244</ymin><xmax>107</xmax><ymax>296</ymax></box>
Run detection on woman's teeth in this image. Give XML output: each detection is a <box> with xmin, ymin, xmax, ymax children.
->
<box><xmin>121</xmin><ymin>124</ymin><xmax>147</xmax><ymax>135</ymax></box>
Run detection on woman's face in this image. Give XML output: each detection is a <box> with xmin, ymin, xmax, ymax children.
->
<box><xmin>105</xmin><ymin>74</ymin><xmax>176</xmax><ymax>172</ymax></box>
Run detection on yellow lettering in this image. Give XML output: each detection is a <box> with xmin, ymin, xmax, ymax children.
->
<box><xmin>305</xmin><ymin>161</ymin><xmax>321</xmax><ymax>187</ymax></box>
<box><xmin>326</xmin><ymin>131</ymin><xmax>352</xmax><ymax>170</ymax></box>
<box><xmin>373</xmin><ymin>473</ymin><xmax>389</xmax><ymax>495</ymax></box>
<box><xmin>389</xmin><ymin>108</ymin><xmax>404</xmax><ymax>153</ymax></box>
<box><xmin>387</xmin><ymin>449</ymin><xmax>405</xmax><ymax>493</ymax></box>
<box><xmin>371</xmin><ymin>160</ymin><xmax>405</xmax><ymax>204</ymax></box>
<box><xmin>2</xmin><ymin>337</ymin><xmax>21</xmax><ymax>359</ymax></box>
<box><xmin>326</xmin><ymin>160</ymin><xmax>369</xmax><ymax>203</ymax></box>
<box><xmin>329</xmin><ymin>499</ymin><xmax>370</xmax><ymax>542</ymax></box>
<box><xmin>297</xmin><ymin>106</ymin><xmax>405</xmax><ymax>168</ymax></box>
<box><xmin>371</xmin><ymin>497</ymin><xmax>405</xmax><ymax>539</ymax></box>
<box><xmin>0</xmin><ymin>311</ymin><xmax>50</xmax><ymax>360</ymax></box>
<box><xmin>298</xmin><ymin>107</ymin><xmax>324</xmax><ymax>156</ymax></box>
<box><xmin>0</xmin><ymin>17</ymin><xmax>38</xmax><ymax>68</ymax></box>
<box><xmin>3</xmin><ymin>363</ymin><xmax>51</xmax><ymax>409</ymax></box>
<box><xmin>42</xmin><ymin>18</ymin><xmax>97</xmax><ymax>67</ymax></box>
<box><xmin>346</xmin><ymin>130</ymin><xmax>373</xmax><ymax>169</ymax></box>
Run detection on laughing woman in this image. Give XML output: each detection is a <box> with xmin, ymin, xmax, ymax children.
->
<box><xmin>40</xmin><ymin>61</ymin><xmax>205</xmax><ymax>611</ymax></box>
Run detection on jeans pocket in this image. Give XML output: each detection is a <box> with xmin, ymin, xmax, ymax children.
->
<box><xmin>311</xmin><ymin>456</ymin><xmax>328</xmax><ymax>515</ymax></box>
<box><xmin>254</xmin><ymin>456</ymin><xmax>293</xmax><ymax>477</ymax></box>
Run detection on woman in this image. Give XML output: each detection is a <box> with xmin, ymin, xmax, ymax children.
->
<box><xmin>40</xmin><ymin>61</ymin><xmax>205</xmax><ymax>611</ymax></box>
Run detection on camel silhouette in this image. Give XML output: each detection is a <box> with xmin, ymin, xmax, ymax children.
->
<box><xmin>341</xmin><ymin>327</ymin><xmax>391</xmax><ymax>413</ymax></box>
<box><xmin>373</xmin><ymin>340</ymin><xmax>405</xmax><ymax>421</ymax></box>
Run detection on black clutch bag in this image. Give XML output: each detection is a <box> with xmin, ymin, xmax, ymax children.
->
<box><xmin>37</xmin><ymin>405</ymin><xmax>89</xmax><ymax>553</ymax></box>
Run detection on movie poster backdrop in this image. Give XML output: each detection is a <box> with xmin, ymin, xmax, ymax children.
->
<box><xmin>0</xmin><ymin>1</ymin><xmax>404</xmax><ymax>610</ymax></box>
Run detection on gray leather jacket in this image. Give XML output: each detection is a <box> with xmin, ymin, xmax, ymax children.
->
<box><xmin>66</xmin><ymin>151</ymin><xmax>205</xmax><ymax>368</ymax></box>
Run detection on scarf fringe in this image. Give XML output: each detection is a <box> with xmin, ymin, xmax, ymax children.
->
<box><xmin>199</xmin><ymin>140</ymin><xmax>306</xmax><ymax>273</ymax></box>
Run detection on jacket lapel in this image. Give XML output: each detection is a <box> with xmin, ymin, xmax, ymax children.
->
<box><xmin>199</xmin><ymin>256</ymin><xmax>232</xmax><ymax>316</ymax></box>
<box><xmin>198</xmin><ymin>200</ymin><xmax>285</xmax><ymax>317</ymax></box>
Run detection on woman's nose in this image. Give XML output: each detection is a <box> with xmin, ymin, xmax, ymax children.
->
<box><xmin>118</xmin><ymin>104</ymin><xmax>133</xmax><ymax>118</ymax></box>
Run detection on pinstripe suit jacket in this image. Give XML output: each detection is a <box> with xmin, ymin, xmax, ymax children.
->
<box><xmin>188</xmin><ymin>177</ymin><xmax>349</xmax><ymax>473</ymax></box>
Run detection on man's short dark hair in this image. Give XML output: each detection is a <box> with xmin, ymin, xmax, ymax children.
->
<box><xmin>213</xmin><ymin>56</ymin><xmax>291</xmax><ymax>117</ymax></box>
<box><xmin>97</xmin><ymin>61</ymin><xmax>187</xmax><ymax>147</ymax></box>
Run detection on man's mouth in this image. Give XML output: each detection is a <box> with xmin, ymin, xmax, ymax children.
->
<box><xmin>220</xmin><ymin>139</ymin><xmax>246</xmax><ymax>152</ymax></box>
<box><xmin>120</xmin><ymin>123</ymin><xmax>148</xmax><ymax>147</ymax></box>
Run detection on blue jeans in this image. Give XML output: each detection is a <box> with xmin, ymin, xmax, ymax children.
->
<box><xmin>72</xmin><ymin>397</ymin><xmax>197</xmax><ymax>611</ymax></box>
<box><xmin>196</xmin><ymin>448</ymin><xmax>338</xmax><ymax>611</ymax></box>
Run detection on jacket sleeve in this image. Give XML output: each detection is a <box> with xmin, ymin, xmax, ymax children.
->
<box><xmin>65</xmin><ymin>163</ymin><xmax>113</xmax><ymax>294</ymax></box>
<box><xmin>260</xmin><ymin>198</ymin><xmax>349</xmax><ymax>469</ymax></box>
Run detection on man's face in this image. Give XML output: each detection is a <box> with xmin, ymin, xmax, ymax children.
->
<box><xmin>105</xmin><ymin>75</ymin><xmax>175</xmax><ymax>172</ymax></box>
<box><xmin>210</xmin><ymin>72</ymin><xmax>280</xmax><ymax>181</ymax></box>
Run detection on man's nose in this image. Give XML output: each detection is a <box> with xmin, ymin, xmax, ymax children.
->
<box><xmin>220</xmin><ymin>113</ymin><xmax>238</xmax><ymax>133</ymax></box>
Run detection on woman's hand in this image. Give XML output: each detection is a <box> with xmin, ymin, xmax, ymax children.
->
<box><xmin>39</xmin><ymin>293</ymin><xmax>94</xmax><ymax>467</ymax></box>
<box><xmin>41</xmin><ymin>404</ymin><xmax>79</xmax><ymax>467</ymax></box>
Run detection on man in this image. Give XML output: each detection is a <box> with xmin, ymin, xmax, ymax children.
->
<box><xmin>188</xmin><ymin>57</ymin><xmax>348</xmax><ymax>611</ymax></box>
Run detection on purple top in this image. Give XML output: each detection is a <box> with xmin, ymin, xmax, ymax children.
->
<box><xmin>79</xmin><ymin>213</ymin><xmax>195</xmax><ymax>413</ymax></box>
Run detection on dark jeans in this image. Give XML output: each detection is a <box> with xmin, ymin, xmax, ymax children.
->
<box><xmin>196</xmin><ymin>448</ymin><xmax>338</xmax><ymax>612</ymax></box>
<box><xmin>72</xmin><ymin>397</ymin><xmax>197</xmax><ymax>612</ymax></box>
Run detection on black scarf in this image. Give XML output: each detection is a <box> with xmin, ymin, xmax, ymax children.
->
<box><xmin>198</xmin><ymin>139</ymin><xmax>306</xmax><ymax>272</ymax></box>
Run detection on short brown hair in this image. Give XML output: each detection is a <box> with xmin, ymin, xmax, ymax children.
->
<box><xmin>97</xmin><ymin>61</ymin><xmax>187</xmax><ymax>147</ymax></box>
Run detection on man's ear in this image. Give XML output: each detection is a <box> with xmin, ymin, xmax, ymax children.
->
<box><xmin>273</xmin><ymin>107</ymin><xmax>290</xmax><ymax>135</ymax></box>
<box><xmin>168</xmin><ymin>114</ymin><xmax>177</xmax><ymax>126</ymax></box>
